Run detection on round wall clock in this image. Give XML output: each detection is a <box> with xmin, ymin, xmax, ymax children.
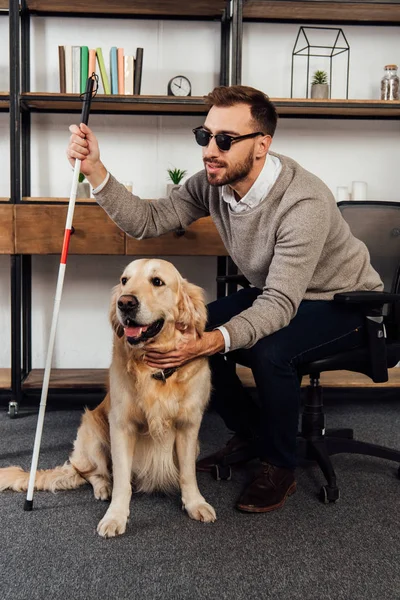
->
<box><xmin>167</xmin><ymin>75</ymin><xmax>192</xmax><ymax>97</ymax></box>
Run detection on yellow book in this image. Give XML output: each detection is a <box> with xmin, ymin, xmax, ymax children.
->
<box><xmin>96</xmin><ymin>47</ymin><xmax>110</xmax><ymax>94</ymax></box>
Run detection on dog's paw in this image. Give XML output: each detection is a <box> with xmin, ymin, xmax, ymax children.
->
<box><xmin>185</xmin><ymin>500</ymin><xmax>217</xmax><ymax>523</ymax></box>
<box><xmin>93</xmin><ymin>482</ymin><xmax>112</xmax><ymax>501</ymax></box>
<box><xmin>97</xmin><ymin>512</ymin><xmax>128</xmax><ymax>538</ymax></box>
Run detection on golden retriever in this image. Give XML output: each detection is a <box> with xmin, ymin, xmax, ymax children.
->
<box><xmin>0</xmin><ymin>258</ymin><xmax>216</xmax><ymax>537</ymax></box>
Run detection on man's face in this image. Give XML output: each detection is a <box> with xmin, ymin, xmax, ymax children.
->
<box><xmin>201</xmin><ymin>103</ymin><xmax>262</xmax><ymax>187</ymax></box>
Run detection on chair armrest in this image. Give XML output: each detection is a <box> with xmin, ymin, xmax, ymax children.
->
<box><xmin>334</xmin><ymin>291</ymin><xmax>400</xmax><ymax>306</ymax></box>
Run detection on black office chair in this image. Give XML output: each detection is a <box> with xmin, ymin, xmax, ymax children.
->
<box><xmin>213</xmin><ymin>201</ymin><xmax>400</xmax><ymax>503</ymax></box>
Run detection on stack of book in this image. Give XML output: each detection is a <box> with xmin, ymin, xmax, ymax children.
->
<box><xmin>58</xmin><ymin>46</ymin><xmax>144</xmax><ymax>95</ymax></box>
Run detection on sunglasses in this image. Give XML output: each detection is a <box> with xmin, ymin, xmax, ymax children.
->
<box><xmin>192</xmin><ymin>126</ymin><xmax>265</xmax><ymax>152</ymax></box>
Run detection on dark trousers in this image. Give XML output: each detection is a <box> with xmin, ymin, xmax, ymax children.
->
<box><xmin>206</xmin><ymin>287</ymin><xmax>365</xmax><ymax>470</ymax></box>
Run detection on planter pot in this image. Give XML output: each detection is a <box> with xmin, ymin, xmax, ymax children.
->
<box><xmin>77</xmin><ymin>181</ymin><xmax>91</xmax><ymax>198</ymax></box>
<box><xmin>311</xmin><ymin>84</ymin><xmax>330</xmax><ymax>99</ymax></box>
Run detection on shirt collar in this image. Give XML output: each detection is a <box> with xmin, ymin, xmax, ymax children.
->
<box><xmin>221</xmin><ymin>153</ymin><xmax>281</xmax><ymax>212</ymax></box>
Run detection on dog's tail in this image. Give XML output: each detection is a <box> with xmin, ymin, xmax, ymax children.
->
<box><xmin>0</xmin><ymin>462</ymin><xmax>87</xmax><ymax>493</ymax></box>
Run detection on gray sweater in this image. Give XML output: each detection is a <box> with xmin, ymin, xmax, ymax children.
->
<box><xmin>95</xmin><ymin>152</ymin><xmax>383</xmax><ymax>351</ymax></box>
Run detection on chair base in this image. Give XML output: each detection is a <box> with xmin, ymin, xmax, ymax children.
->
<box><xmin>210</xmin><ymin>379</ymin><xmax>400</xmax><ymax>502</ymax></box>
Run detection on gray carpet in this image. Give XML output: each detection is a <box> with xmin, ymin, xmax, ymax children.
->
<box><xmin>0</xmin><ymin>395</ymin><xmax>399</xmax><ymax>600</ymax></box>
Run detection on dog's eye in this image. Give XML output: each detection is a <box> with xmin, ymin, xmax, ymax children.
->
<box><xmin>151</xmin><ymin>277</ymin><xmax>165</xmax><ymax>287</ymax></box>
<box><xmin>121</xmin><ymin>277</ymin><xmax>128</xmax><ymax>285</ymax></box>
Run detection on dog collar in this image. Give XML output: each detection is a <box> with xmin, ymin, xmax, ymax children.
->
<box><xmin>151</xmin><ymin>367</ymin><xmax>177</xmax><ymax>383</ymax></box>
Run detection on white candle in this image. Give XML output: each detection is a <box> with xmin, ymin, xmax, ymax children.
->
<box><xmin>336</xmin><ymin>186</ymin><xmax>350</xmax><ymax>202</ymax></box>
<box><xmin>351</xmin><ymin>181</ymin><xmax>368</xmax><ymax>201</ymax></box>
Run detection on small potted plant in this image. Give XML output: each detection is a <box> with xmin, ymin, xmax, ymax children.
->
<box><xmin>310</xmin><ymin>70</ymin><xmax>330</xmax><ymax>99</ymax></box>
<box><xmin>167</xmin><ymin>167</ymin><xmax>187</xmax><ymax>195</ymax></box>
<box><xmin>77</xmin><ymin>172</ymin><xmax>91</xmax><ymax>198</ymax></box>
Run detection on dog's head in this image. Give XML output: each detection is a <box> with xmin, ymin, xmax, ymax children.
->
<box><xmin>110</xmin><ymin>259</ymin><xmax>207</xmax><ymax>348</ymax></box>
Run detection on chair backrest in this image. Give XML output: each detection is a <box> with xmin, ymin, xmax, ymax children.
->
<box><xmin>338</xmin><ymin>201</ymin><xmax>400</xmax><ymax>293</ymax></box>
<box><xmin>338</xmin><ymin>201</ymin><xmax>400</xmax><ymax>340</ymax></box>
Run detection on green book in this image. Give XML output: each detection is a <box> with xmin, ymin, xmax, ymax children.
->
<box><xmin>80</xmin><ymin>46</ymin><xmax>89</xmax><ymax>94</ymax></box>
<box><xmin>96</xmin><ymin>47</ymin><xmax>111</xmax><ymax>94</ymax></box>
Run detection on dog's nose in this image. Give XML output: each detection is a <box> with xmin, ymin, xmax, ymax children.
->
<box><xmin>118</xmin><ymin>295</ymin><xmax>139</xmax><ymax>312</ymax></box>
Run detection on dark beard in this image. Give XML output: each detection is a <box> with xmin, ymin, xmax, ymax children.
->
<box><xmin>205</xmin><ymin>146</ymin><xmax>254</xmax><ymax>187</ymax></box>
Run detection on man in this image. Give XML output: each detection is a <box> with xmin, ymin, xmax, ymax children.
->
<box><xmin>67</xmin><ymin>85</ymin><xmax>382</xmax><ymax>514</ymax></box>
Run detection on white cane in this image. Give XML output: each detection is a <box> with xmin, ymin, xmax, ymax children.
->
<box><xmin>24</xmin><ymin>75</ymin><xmax>97</xmax><ymax>511</ymax></box>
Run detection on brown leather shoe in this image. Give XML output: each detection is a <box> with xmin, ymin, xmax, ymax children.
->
<box><xmin>236</xmin><ymin>462</ymin><xmax>296</xmax><ymax>513</ymax></box>
<box><xmin>196</xmin><ymin>434</ymin><xmax>253</xmax><ymax>473</ymax></box>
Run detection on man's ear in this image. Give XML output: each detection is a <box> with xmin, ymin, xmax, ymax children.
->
<box><xmin>109</xmin><ymin>284</ymin><xmax>124</xmax><ymax>338</ymax></box>
<box><xmin>177</xmin><ymin>279</ymin><xmax>207</xmax><ymax>336</ymax></box>
<box><xmin>256</xmin><ymin>134</ymin><xmax>272</xmax><ymax>159</ymax></box>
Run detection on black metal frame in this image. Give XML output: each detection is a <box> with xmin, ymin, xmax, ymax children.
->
<box><xmin>290</xmin><ymin>26</ymin><xmax>350</xmax><ymax>99</ymax></box>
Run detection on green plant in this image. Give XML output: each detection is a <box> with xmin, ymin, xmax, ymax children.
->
<box><xmin>167</xmin><ymin>168</ymin><xmax>187</xmax><ymax>185</ymax></box>
<box><xmin>78</xmin><ymin>172</ymin><xmax>86</xmax><ymax>183</ymax></box>
<box><xmin>311</xmin><ymin>70</ymin><xmax>328</xmax><ymax>85</ymax></box>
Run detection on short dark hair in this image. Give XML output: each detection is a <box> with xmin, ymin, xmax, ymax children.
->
<box><xmin>204</xmin><ymin>85</ymin><xmax>278</xmax><ymax>138</ymax></box>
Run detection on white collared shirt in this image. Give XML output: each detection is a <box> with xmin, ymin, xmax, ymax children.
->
<box><xmin>217</xmin><ymin>153</ymin><xmax>282</xmax><ymax>353</ymax></box>
<box><xmin>220</xmin><ymin>152</ymin><xmax>282</xmax><ymax>213</ymax></box>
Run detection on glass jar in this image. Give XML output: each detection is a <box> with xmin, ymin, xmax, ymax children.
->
<box><xmin>381</xmin><ymin>64</ymin><xmax>399</xmax><ymax>100</ymax></box>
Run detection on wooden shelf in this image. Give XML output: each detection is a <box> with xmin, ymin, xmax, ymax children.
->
<box><xmin>243</xmin><ymin>1</ymin><xmax>400</xmax><ymax>24</ymax></box>
<box><xmin>25</xmin><ymin>0</ymin><xmax>227</xmax><ymax>18</ymax></box>
<box><xmin>0</xmin><ymin>0</ymin><xmax>8</xmax><ymax>12</ymax></box>
<box><xmin>2</xmin><ymin>366</ymin><xmax>399</xmax><ymax>392</ymax></box>
<box><xmin>238</xmin><ymin>366</ymin><xmax>400</xmax><ymax>389</ymax></box>
<box><xmin>0</xmin><ymin>93</ymin><xmax>9</xmax><ymax>111</ymax></box>
<box><xmin>0</xmin><ymin>205</ymin><xmax>14</xmax><ymax>254</ymax></box>
<box><xmin>19</xmin><ymin>94</ymin><xmax>400</xmax><ymax>119</ymax></box>
<box><xmin>0</xmin><ymin>369</ymin><xmax>11</xmax><ymax>391</ymax></box>
<box><xmin>274</xmin><ymin>98</ymin><xmax>400</xmax><ymax>119</ymax></box>
<box><xmin>20</xmin><ymin>93</ymin><xmax>209</xmax><ymax>115</ymax></box>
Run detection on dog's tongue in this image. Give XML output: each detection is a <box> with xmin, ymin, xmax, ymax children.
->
<box><xmin>124</xmin><ymin>325</ymin><xmax>149</xmax><ymax>338</ymax></box>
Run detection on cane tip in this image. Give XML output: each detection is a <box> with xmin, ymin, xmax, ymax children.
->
<box><xmin>23</xmin><ymin>499</ymin><xmax>33</xmax><ymax>512</ymax></box>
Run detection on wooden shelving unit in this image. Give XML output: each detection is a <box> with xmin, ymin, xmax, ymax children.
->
<box><xmin>0</xmin><ymin>0</ymin><xmax>8</xmax><ymax>11</ymax></box>
<box><xmin>2</xmin><ymin>366</ymin><xmax>400</xmax><ymax>392</ymax></box>
<box><xmin>243</xmin><ymin>1</ymin><xmax>400</xmax><ymax>24</ymax></box>
<box><xmin>25</xmin><ymin>0</ymin><xmax>227</xmax><ymax>18</ymax></box>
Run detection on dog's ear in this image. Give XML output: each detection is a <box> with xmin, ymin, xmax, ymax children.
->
<box><xmin>177</xmin><ymin>279</ymin><xmax>207</xmax><ymax>336</ymax></box>
<box><xmin>109</xmin><ymin>284</ymin><xmax>124</xmax><ymax>338</ymax></box>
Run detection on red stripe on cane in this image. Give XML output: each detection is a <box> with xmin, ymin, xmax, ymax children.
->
<box><xmin>61</xmin><ymin>229</ymin><xmax>72</xmax><ymax>264</ymax></box>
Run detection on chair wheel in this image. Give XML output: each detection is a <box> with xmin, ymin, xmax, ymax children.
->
<box><xmin>211</xmin><ymin>464</ymin><xmax>232</xmax><ymax>481</ymax></box>
<box><xmin>319</xmin><ymin>485</ymin><xmax>340</xmax><ymax>504</ymax></box>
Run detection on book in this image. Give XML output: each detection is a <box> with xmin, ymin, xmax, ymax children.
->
<box><xmin>117</xmin><ymin>48</ymin><xmax>124</xmax><ymax>94</ymax></box>
<box><xmin>124</xmin><ymin>55</ymin><xmax>134</xmax><ymax>95</ymax></box>
<box><xmin>96</xmin><ymin>47</ymin><xmax>111</xmax><ymax>94</ymax></box>
<box><xmin>80</xmin><ymin>46</ymin><xmax>89</xmax><ymax>94</ymax></box>
<box><xmin>110</xmin><ymin>46</ymin><xmax>118</xmax><ymax>95</ymax></box>
<box><xmin>64</xmin><ymin>45</ymin><xmax>73</xmax><ymax>93</ymax></box>
<box><xmin>72</xmin><ymin>45</ymin><xmax>81</xmax><ymax>94</ymax></box>
<box><xmin>133</xmin><ymin>47</ymin><xmax>143</xmax><ymax>95</ymax></box>
<box><xmin>88</xmin><ymin>49</ymin><xmax>96</xmax><ymax>79</ymax></box>
<box><xmin>58</xmin><ymin>45</ymin><xmax>66</xmax><ymax>93</ymax></box>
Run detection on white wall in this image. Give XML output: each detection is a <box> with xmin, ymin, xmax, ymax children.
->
<box><xmin>1</xmin><ymin>17</ymin><xmax>400</xmax><ymax>368</ymax></box>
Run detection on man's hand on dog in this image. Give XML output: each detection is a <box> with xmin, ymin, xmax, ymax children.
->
<box><xmin>144</xmin><ymin>328</ymin><xmax>225</xmax><ymax>368</ymax></box>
